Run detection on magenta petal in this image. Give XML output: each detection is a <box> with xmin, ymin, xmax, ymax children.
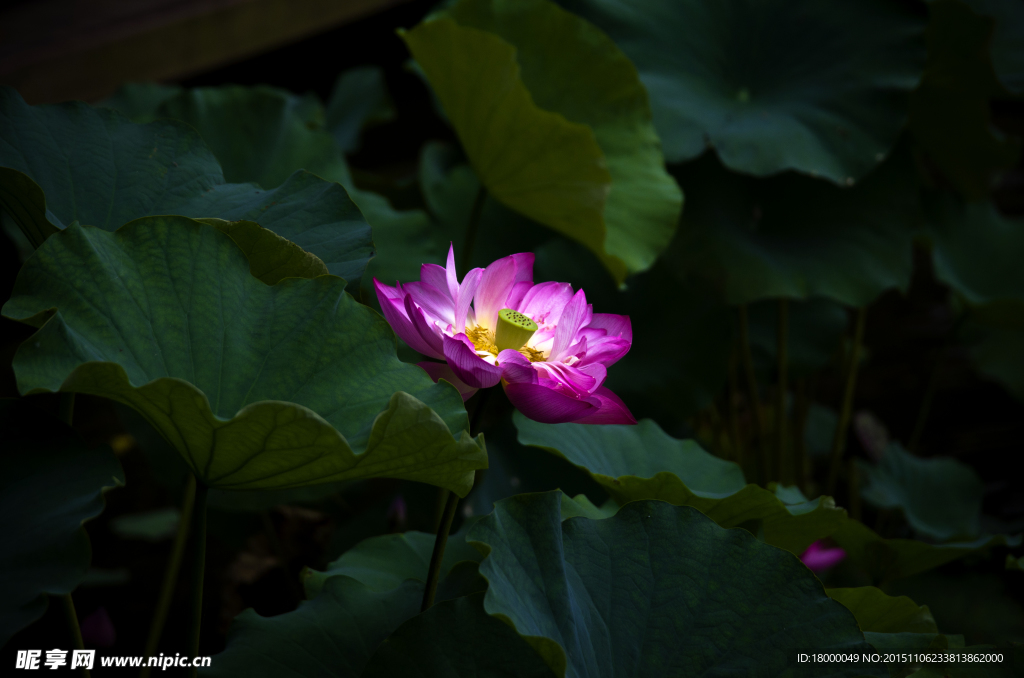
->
<box><xmin>519</xmin><ymin>281</ymin><xmax>574</xmax><ymax>326</ymax></box>
<box><xmin>474</xmin><ymin>256</ymin><xmax>517</xmax><ymax>329</ymax></box>
<box><xmin>512</xmin><ymin>252</ymin><xmax>535</xmax><ymax>284</ymax></box>
<box><xmin>580</xmin><ymin>337</ymin><xmax>632</xmax><ymax>368</ymax></box>
<box><xmin>420</xmin><ymin>263</ymin><xmax>448</xmax><ymax>293</ymax></box>
<box><xmin>404</xmin><ymin>295</ymin><xmax>445</xmax><ymax>359</ymax></box>
<box><xmin>374</xmin><ymin>279</ymin><xmax>438</xmax><ymax>357</ymax></box>
<box><xmin>800</xmin><ymin>542</ymin><xmax>847</xmax><ymax>572</ymax></box>
<box><xmin>506</xmin><ymin>280</ymin><xmax>533</xmax><ymax>312</ymax></box>
<box><xmin>455</xmin><ymin>268</ymin><xmax>483</xmax><ymax>334</ymax></box>
<box><xmin>443</xmin><ymin>333</ymin><xmax>502</xmax><ymax>388</ymax></box>
<box><xmin>404</xmin><ymin>281</ymin><xmax>454</xmax><ymax>326</ymax></box>
<box><xmin>588</xmin><ymin>313</ymin><xmax>632</xmax><ymax>342</ymax></box>
<box><xmin>504</xmin><ymin>381</ymin><xmax>596</xmax><ymax>424</ymax></box>
<box><xmin>445</xmin><ymin>244</ymin><xmax>461</xmax><ymax>300</ymax></box>
<box><xmin>571</xmin><ymin>386</ymin><xmax>636</xmax><ymax>425</ymax></box>
<box><xmin>418</xmin><ymin>361</ymin><xmax>479</xmax><ymax>401</ymax></box>
<box><xmin>550</xmin><ymin>289</ymin><xmax>592</xmax><ymax>360</ymax></box>
<box><xmin>497</xmin><ymin>349</ymin><xmax>539</xmax><ymax>384</ymax></box>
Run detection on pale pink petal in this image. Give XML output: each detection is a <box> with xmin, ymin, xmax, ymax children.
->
<box><xmin>519</xmin><ymin>282</ymin><xmax>574</xmax><ymax>326</ymax></box>
<box><xmin>474</xmin><ymin>256</ymin><xmax>517</xmax><ymax>330</ymax></box>
<box><xmin>455</xmin><ymin>268</ymin><xmax>483</xmax><ymax>334</ymax></box>
<box><xmin>445</xmin><ymin>244</ymin><xmax>460</xmax><ymax>300</ymax></box>
<box><xmin>420</xmin><ymin>263</ymin><xmax>449</xmax><ymax>295</ymax></box>
<box><xmin>800</xmin><ymin>542</ymin><xmax>847</xmax><ymax>572</ymax></box>
<box><xmin>404</xmin><ymin>294</ymin><xmax>445</xmax><ymax>359</ymax></box>
<box><xmin>418</xmin><ymin>361</ymin><xmax>479</xmax><ymax>401</ymax></box>
<box><xmin>550</xmin><ymin>289</ymin><xmax>592</xmax><ymax>361</ymax></box>
<box><xmin>404</xmin><ymin>281</ymin><xmax>454</xmax><ymax>326</ymax></box>
<box><xmin>571</xmin><ymin>387</ymin><xmax>636</xmax><ymax>425</ymax></box>
<box><xmin>506</xmin><ymin>280</ymin><xmax>532</xmax><ymax>312</ymax></box>
<box><xmin>579</xmin><ymin>337</ymin><xmax>632</xmax><ymax>368</ymax></box>
<box><xmin>588</xmin><ymin>313</ymin><xmax>632</xmax><ymax>342</ymax></box>
<box><xmin>442</xmin><ymin>333</ymin><xmax>502</xmax><ymax>389</ymax></box>
<box><xmin>374</xmin><ymin>279</ymin><xmax>438</xmax><ymax>357</ymax></box>
<box><xmin>511</xmin><ymin>252</ymin><xmax>535</xmax><ymax>284</ymax></box>
<box><xmin>497</xmin><ymin>349</ymin><xmax>539</xmax><ymax>384</ymax></box>
<box><xmin>577</xmin><ymin>362</ymin><xmax>607</xmax><ymax>390</ymax></box>
<box><xmin>374</xmin><ymin>278</ymin><xmax>405</xmax><ymax>302</ymax></box>
<box><xmin>503</xmin><ymin>381</ymin><xmax>596</xmax><ymax>424</ymax></box>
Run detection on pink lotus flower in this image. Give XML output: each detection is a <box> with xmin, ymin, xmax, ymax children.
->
<box><xmin>800</xmin><ymin>541</ymin><xmax>847</xmax><ymax>573</ymax></box>
<box><xmin>374</xmin><ymin>246</ymin><xmax>635</xmax><ymax>425</ymax></box>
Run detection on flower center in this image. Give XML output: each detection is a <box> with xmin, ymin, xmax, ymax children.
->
<box><xmin>466</xmin><ymin>318</ymin><xmax>545</xmax><ymax>363</ymax></box>
<box><xmin>495</xmin><ymin>308</ymin><xmax>538</xmax><ymax>351</ymax></box>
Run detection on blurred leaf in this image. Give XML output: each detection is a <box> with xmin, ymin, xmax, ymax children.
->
<box><xmin>514</xmin><ymin>414</ymin><xmax>847</xmax><ymax>555</ymax></box>
<box><xmin>302</xmin><ymin>527</ymin><xmax>483</xmax><ymax>599</ymax></box>
<box><xmin>858</xmin><ymin>443</ymin><xmax>985</xmax><ymax>541</ymax></box>
<box><xmin>832</xmin><ymin>518</ymin><xmax>1021</xmax><ymax>584</ymax></box>
<box><xmin>559</xmin><ymin>0</ymin><xmax>926</xmax><ymax>183</ymax></box>
<box><xmin>748</xmin><ymin>297</ymin><xmax>848</xmax><ymax>380</ymax></box>
<box><xmin>99</xmin><ymin>82</ymin><xmax>183</xmax><ymax>121</ymax></box>
<box><xmin>962</xmin><ymin>0</ymin><xmax>1024</xmax><ymax>95</ymax></box>
<box><xmin>2</xmin><ymin>218</ymin><xmax>485</xmax><ymax>494</ymax></box>
<box><xmin>826</xmin><ymin>587</ymin><xmax>938</xmax><ymax>633</ymax></box>
<box><xmin>668</xmin><ymin>147</ymin><xmax>918</xmax><ymax>306</ymax></box>
<box><xmin>405</xmin><ymin>0</ymin><xmax>683</xmax><ymax>282</ymax></box>
<box><xmin>0</xmin><ymin>87</ymin><xmax>373</xmax><ymax>282</ymax></box>
<box><xmin>1007</xmin><ymin>554</ymin><xmax>1024</xmax><ymax>571</ymax></box>
<box><xmin>326</xmin><ymin>67</ymin><xmax>395</xmax><ymax>153</ymax></box>
<box><xmin>0</xmin><ymin>399</ymin><xmax>124</xmax><ymax>646</ymax></box>
<box><xmin>469</xmin><ymin>492</ymin><xmax>883</xmax><ymax>678</ymax></box>
<box><xmin>910</xmin><ymin>0</ymin><xmax>1020</xmax><ymax>200</ymax></box>
<box><xmin>361</xmin><ymin>593</ymin><xmax>555</xmax><ymax>678</ymax></box>
<box><xmin>109</xmin><ymin>508</ymin><xmax>180</xmax><ymax>542</ymax></box>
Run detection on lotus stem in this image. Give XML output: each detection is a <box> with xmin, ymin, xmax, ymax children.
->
<box><xmin>727</xmin><ymin>349</ymin><xmax>745</xmax><ymax>473</ymax></box>
<box><xmin>140</xmin><ymin>475</ymin><xmax>196</xmax><ymax>678</ymax></box>
<box><xmin>826</xmin><ymin>307</ymin><xmax>867</xmax><ymax>495</ymax></box>
<box><xmin>776</xmin><ymin>298</ymin><xmax>789</xmax><ymax>485</ymax></box>
<box><xmin>421</xmin><ymin>489</ymin><xmax>459</xmax><ymax>612</ymax></box>
<box><xmin>792</xmin><ymin>378</ymin><xmax>811</xmax><ymax>494</ymax></box>
<box><xmin>460</xmin><ymin>185</ymin><xmax>488</xmax><ymax>272</ymax></box>
<box><xmin>187</xmin><ymin>479</ymin><xmax>209</xmax><ymax>678</ymax></box>
<box><xmin>847</xmin><ymin>459</ymin><xmax>862</xmax><ymax>522</ymax></box>
<box><xmin>737</xmin><ymin>305</ymin><xmax>767</xmax><ymax>483</ymax></box>
<box><xmin>60</xmin><ymin>594</ymin><xmax>90</xmax><ymax>678</ymax></box>
<box><xmin>58</xmin><ymin>392</ymin><xmax>75</xmax><ymax>426</ymax></box>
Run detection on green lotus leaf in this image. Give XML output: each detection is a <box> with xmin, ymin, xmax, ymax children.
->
<box><xmin>0</xmin><ymin>398</ymin><xmax>124</xmax><ymax>646</ymax></box>
<box><xmin>99</xmin><ymin>82</ymin><xmax>183</xmax><ymax>121</ymax></box>
<box><xmin>2</xmin><ymin>217</ymin><xmax>486</xmax><ymax>494</ymax></box>
<box><xmin>826</xmin><ymin>587</ymin><xmax>938</xmax><ymax>634</ymax></box>
<box><xmin>1007</xmin><ymin>555</ymin><xmax>1024</xmax><ymax>571</ymax></box>
<box><xmin>962</xmin><ymin>0</ymin><xmax>1024</xmax><ymax>95</ymax></box>
<box><xmin>326</xmin><ymin>67</ymin><xmax>395</xmax><ymax>153</ymax></box>
<box><xmin>302</xmin><ymin>527</ymin><xmax>483</xmax><ymax>599</ymax></box>
<box><xmin>514</xmin><ymin>413</ymin><xmax>845</xmax><ymax>555</ymax></box>
<box><xmin>361</xmin><ymin>593</ymin><xmax>555</xmax><ymax>678</ymax></box>
<box><xmin>668</xmin><ymin>147</ymin><xmax>918</xmax><ymax>306</ymax></box>
<box><xmin>109</xmin><ymin>508</ymin><xmax>180</xmax><ymax>542</ymax></box>
<box><xmin>910</xmin><ymin>0</ymin><xmax>1020</xmax><ymax>200</ymax></box>
<box><xmin>832</xmin><ymin>518</ymin><xmax>1021</xmax><ymax>584</ymax></box>
<box><xmin>0</xmin><ymin>86</ymin><xmax>372</xmax><ymax>282</ymax></box>
<box><xmin>404</xmin><ymin>0</ymin><xmax>682</xmax><ymax>282</ymax></box>
<box><xmin>858</xmin><ymin>443</ymin><xmax>985</xmax><ymax>541</ymax></box>
<box><xmin>560</xmin><ymin>0</ymin><xmax>926</xmax><ymax>183</ymax></box>
<box><xmin>468</xmin><ymin>492</ymin><xmax>883</xmax><ymax>678</ymax></box>
<box><xmin>198</xmin><ymin>218</ymin><xmax>329</xmax><ymax>285</ymax></box>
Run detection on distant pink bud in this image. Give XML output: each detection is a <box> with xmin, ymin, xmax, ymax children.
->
<box><xmin>800</xmin><ymin>541</ymin><xmax>847</xmax><ymax>572</ymax></box>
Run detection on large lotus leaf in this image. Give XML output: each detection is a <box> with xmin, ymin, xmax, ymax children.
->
<box><xmin>443</xmin><ymin>0</ymin><xmax>682</xmax><ymax>278</ymax></box>
<box><xmin>198</xmin><ymin>218</ymin><xmax>329</xmax><ymax>285</ymax></box>
<box><xmin>514</xmin><ymin>413</ymin><xmax>846</xmax><ymax>556</ymax></box>
<box><xmin>99</xmin><ymin>82</ymin><xmax>183</xmax><ymax>121</ymax></box>
<box><xmin>0</xmin><ymin>87</ymin><xmax>372</xmax><ymax>282</ymax></box>
<box><xmin>910</xmin><ymin>1</ymin><xmax>1020</xmax><ymax>200</ymax></box>
<box><xmin>858</xmin><ymin>443</ymin><xmax>985</xmax><ymax>541</ymax></box>
<box><xmin>469</xmin><ymin>492</ymin><xmax>883</xmax><ymax>678</ymax></box>
<box><xmin>0</xmin><ymin>398</ymin><xmax>124</xmax><ymax>646</ymax></box>
<box><xmin>302</xmin><ymin>527</ymin><xmax>483</xmax><ymax>599</ymax></box>
<box><xmin>832</xmin><ymin>518</ymin><xmax>1021</xmax><ymax>584</ymax></box>
<box><xmin>962</xmin><ymin>0</ymin><xmax>1024</xmax><ymax>94</ymax></box>
<box><xmin>926</xmin><ymin>194</ymin><xmax>1024</xmax><ymax>305</ymax></box>
<box><xmin>826</xmin><ymin>587</ymin><xmax>938</xmax><ymax>634</ymax></box>
<box><xmin>362</xmin><ymin>593</ymin><xmax>555</xmax><ymax>678</ymax></box>
<box><xmin>326</xmin><ymin>67</ymin><xmax>395</xmax><ymax>154</ymax></box>
<box><xmin>559</xmin><ymin>0</ymin><xmax>926</xmax><ymax>182</ymax></box>
<box><xmin>668</xmin><ymin>147</ymin><xmax>918</xmax><ymax>306</ymax></box>
<box><xmin>969</xmin><ymin>307</ymin><xmax>1024</xmax><ymax>402</ymax></box>
<box><xmin>2</xmin><ymin>217</ymin><xmax>486</xmax><ymax>495</ymax></box>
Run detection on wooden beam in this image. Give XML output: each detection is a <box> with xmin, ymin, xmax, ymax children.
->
<box><xmin>0</xmin><ymin>0</ymin><xmax>410</xmax><ymax>104</ymax></box>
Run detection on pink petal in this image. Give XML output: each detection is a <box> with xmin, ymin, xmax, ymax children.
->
<box><xmin>497</xmin><ymin>349</ymin><xmax>539</xmax><ymax>384</ymax></box>
<box><xmin>550</xmin><ymin>289</ymin><xmax>592</xmax><ymax>361</ymax></box>
<box><xmin>420</xmin><ymin>263</ymin><xmax>449</xmax><ymax>294</ymax></box>
<box><xmin>519</xmin><ymin>282</ymin><xmax>574</xmax><ymax>326</ymax></box>
<box><xmin>512</xmin><ymin>252</ymin><xmax>535</xmax><ymax>284</ymax></box>
<box><xmin>442</xmin><ymin>333</ymin><xmax>502</xmax><ymax>389</ymax></box>
<box><xmin>404</xmin><ymin>294</ymin><xmax>445</xmax><ymax>359</ymax></box>
<box><xmin>418</xmin><ymin>361</ymin><xmax>479</xmax><ymax>401</ymax></box>
<box><xmin>374</xmin><ymin>279</ymin><xmax>439</xmax><ymax>357</ymax></box>
<box><xmin>445</xmin><ymin>244</ymin><xmax>460</xmax><ymax>300</ymax></box>
<box><xmin>800</xmin><ymin>541</ymin><xmax>847</xmax><ymax>572</ymax></box>
<box><xmin>474</xmin><ymin>255</ymin><xmax>517</xmax><ymax>330</ymax></box>
<box><xmin>588</xmin><ymin>313</ymin><xmax>632</xmax><ymax>342</ymax></box>
<box><xmin>579</xmin><ymin>337</ymin><xmax>632</xmax><ymax>368</ymax></box>
<box><xmin>503</xmin><ymin>381</ymin><xmax>597</xmax><ymax>424</ymax></box>
<box><xmin>455</xmin><ymin>268</ymin><xmax>483</xmax><ymax>334</ymax></box>
<box><xmin>577</xmin><ymin>362</ymin><xmax>608</xmax><ymax>390</ymax></box>
<box><xmin>571</xmin><ymin>386</ymin><xmax>636</xmax><ymax>425</ymax></box>
<box><xmin>404</xmin><ymin>281</ymin><xmax>454</xmax><ymax>326</ymax></box>
<box><xmin>536</xmin><ymin>360</ymin><xmax>597</xmax><ymax>398</ymax></box>
<box><xmin>506</xmin><ymin>280</ymin><xmax>533</xmax><ymax>312</ymax></box>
